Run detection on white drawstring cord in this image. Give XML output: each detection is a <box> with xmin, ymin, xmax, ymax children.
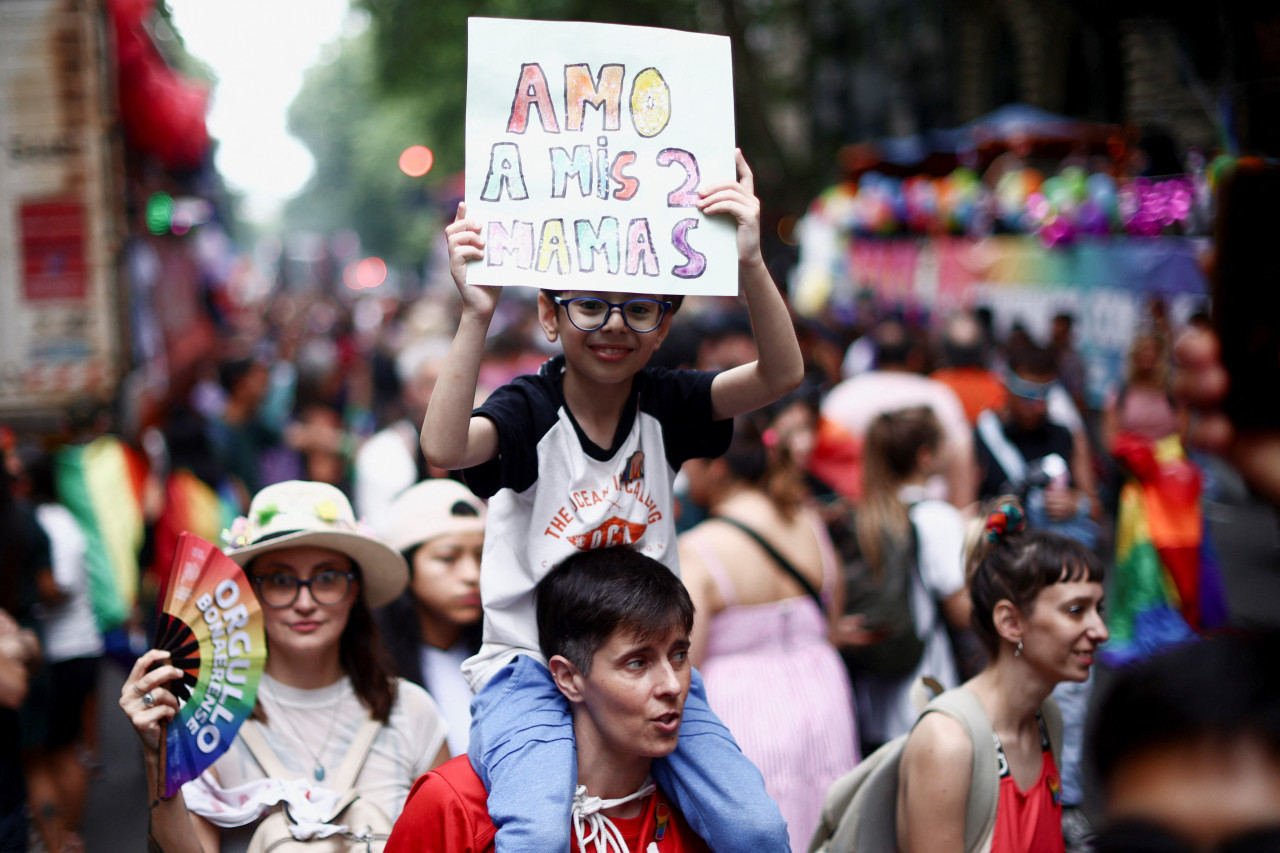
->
<box><xmin>572</xmin><ymin>778</ymin><xmax>657</xmax><ymax>853</ymax></box>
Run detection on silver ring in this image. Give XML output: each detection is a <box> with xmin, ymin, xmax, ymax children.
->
<box><xmin>133</xmin><ymin>681</ymin><xmax>145</xmax><ymax>696</ymax></box>
<box><xmin>142</xmin><ymin>692</ymin><xmax>155</xmax><ymax>708</ymax></box>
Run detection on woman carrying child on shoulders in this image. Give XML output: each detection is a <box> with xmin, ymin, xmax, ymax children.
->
<box><xmin>897</xmin><ymin>499</ymin><xmax>1108</xmax><ymax>853</ymax></box>
<box><xmin>422</xmin><ymin>149</ymin><xmax>801</xmax><ymax>853</ymax></box>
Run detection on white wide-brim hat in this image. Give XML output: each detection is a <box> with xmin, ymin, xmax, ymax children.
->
<box><xmin>223</xmin><ymin>480</ymin><xmax>409</xmax><ymax>608</ymax></box>
<box><xmin>381</xmin><ymin>479</ymin><xmax>487</xmax><ymax>555</ymax></box>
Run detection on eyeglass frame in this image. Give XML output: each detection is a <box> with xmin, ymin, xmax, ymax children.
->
<box><xmin>250</xmin><ymin>569</ymin><xmax>359</xmax><ymax>609</ymax></box>
<box><xmin>551</xmin><ymin>295</ymin><xmax>674</xmax><ymax>333</ymax></box>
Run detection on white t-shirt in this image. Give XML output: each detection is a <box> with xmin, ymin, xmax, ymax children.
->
<box><xmin>193</xmin><ymin>673</ymin><xmax>445</xmax><ymax>853</ymax></box>
<box><xmin>460</xmin><ymin>356</ymin><xmax>730</xmax><ymax>691</ymax></box>
<box><xmin>420</xmin><ymin>643</ymin><xmax>473</xmax><ymax>756</ymax></box>
<box><xmin>34</xmin><ymin>503</ymin><xmax>104</xmax><ymax>661</ymax></box>
<box><xmin>354</xmin><ymin>420</ymin><xmax>420</xmax><ymax>523</ymax></box>
<box><xmin>854</xmin><ymin>496</ymin><xmax>966</xmax><ymax>746</ymax></box>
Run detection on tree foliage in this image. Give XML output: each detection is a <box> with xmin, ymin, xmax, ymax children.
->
<box><xmin>283</xmin><ymin>30</ymin><xmax>438</xmax><ymax>272</ymax></box>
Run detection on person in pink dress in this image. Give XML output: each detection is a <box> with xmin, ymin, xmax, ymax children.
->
<box><xmin>679</xmin><ymin>402</ymin><xmax>859</xmax><ymax>853</ymax></box>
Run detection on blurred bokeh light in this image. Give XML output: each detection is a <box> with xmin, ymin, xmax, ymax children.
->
<box><xmin>398</xmin><ymin>145</ymin><xmax>434</xmax><ymax>177</ymax></box>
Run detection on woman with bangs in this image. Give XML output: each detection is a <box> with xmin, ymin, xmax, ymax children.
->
<box><xmin>896</xmin><ymin>498</ymin><xmax>1108</xmax><ymax>853</ymax></box>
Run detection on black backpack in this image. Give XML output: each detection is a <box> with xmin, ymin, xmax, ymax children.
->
<box><xmin>828</xmin><ymin>509</ymin><xmax>925</xmax><ymax>680</ymax></box>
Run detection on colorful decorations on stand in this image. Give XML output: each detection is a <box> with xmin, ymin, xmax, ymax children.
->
<box><xmin>811</xmin><ymin>157</ymin><xmax>1227</xmax><ymax>247</ymax></box>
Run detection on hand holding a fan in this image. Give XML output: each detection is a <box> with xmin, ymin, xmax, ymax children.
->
<box><xmin>114</xmin><ymin>481</ymin><xmax>429</xmax><ymax>851</ymax></box>
<box><xmin>118</xmin><ymin>648</ymin><xmax>184</xmax><ymax>754</ymax></box>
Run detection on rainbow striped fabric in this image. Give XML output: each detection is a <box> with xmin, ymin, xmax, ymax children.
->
<box><xmin>55</xmin><ymin>436</ymin><xmax>147</xmax><ymax>631</ymax></box>
<box><xmin>1103</xmin><ymin>433</ymin><xmax>1228</xmax><ymax>665</ymax></box>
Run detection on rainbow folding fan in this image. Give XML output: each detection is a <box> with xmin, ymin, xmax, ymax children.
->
<box><xmin>153</xmin><ymin>532</ymin><xmax>266</xmax><ymax>797</ymax></box>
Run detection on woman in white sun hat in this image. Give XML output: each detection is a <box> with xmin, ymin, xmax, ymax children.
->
<box><xmin>119</xmin><ymin>480</ymin><xmax>449</xmax><ymax>853</ymax></box>
<box><xmin>376</xmin><ymin>479</ymin><xmax>486</xmax><ymax>758</ymax></box>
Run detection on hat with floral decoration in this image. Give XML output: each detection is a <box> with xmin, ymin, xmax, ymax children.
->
<box><xmin>222</xmin><ymin>480</ymin><xmax>408</xmax><ymax>607</ymax></box>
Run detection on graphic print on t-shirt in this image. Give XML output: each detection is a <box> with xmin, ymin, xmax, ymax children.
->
<box><xmin>548</xmin><ymin>465</ymin><xmax>665</xmax><ymax>552</ymax></box>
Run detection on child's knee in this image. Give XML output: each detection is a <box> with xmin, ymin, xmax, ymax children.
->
<box><xmin>714</xmin><ymin>806</ymin><xmax>789</xmax><ymax>852</ymax></box>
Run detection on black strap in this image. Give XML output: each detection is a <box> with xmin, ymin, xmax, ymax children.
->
<box><xmin>711</xmin><ymin>516</ymin><xmax>825</xmax><ymax>614</ymax></box>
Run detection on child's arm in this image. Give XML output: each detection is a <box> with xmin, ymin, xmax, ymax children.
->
<box><xmin>699</xmin><ymin>150</ymin><xmax>804</xmax><ymax>421</ymax></box>
<box><xmin>421</xmin><ymin>203</ymin><xmax>502</xmax><ymax>470</ymax></box>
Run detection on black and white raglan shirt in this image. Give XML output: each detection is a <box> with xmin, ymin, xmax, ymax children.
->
<box><xmin>459</xmin><ymin>354</ymin><xmax>731</xmax><ymax>691</ymax></box>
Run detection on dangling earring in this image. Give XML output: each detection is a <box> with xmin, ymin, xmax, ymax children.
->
<box><xmin>1014</xmin><ymin>640</ymin><xmax>1023</xmax><ymax>658</ymax></box>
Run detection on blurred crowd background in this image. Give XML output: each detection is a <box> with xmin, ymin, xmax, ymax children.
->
<box><xmin>2</xmin><ymin>1</ymin><xmax>1279</xmax><ymax>851</ymax></box>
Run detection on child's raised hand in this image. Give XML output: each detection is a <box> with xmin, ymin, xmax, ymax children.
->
<box><xmin>446</xmin><ymin>202</ymin><xmax>502</xmax><ymax>317</ymax></box>
<box><xmin>697</xmin><ymin>149</ymin><xmax>763</xmax><ymax>264</ymax></box>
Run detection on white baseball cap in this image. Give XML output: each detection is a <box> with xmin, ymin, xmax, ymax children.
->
<box><xmin>383</xmin><ymin>479</ymin><xmax>487</xmax><ymax>555</ymax></box>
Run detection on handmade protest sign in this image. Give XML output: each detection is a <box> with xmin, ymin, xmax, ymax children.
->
<box><xmin>465</xmin><ymin>17</ymin><xmax>737</xmax><ymax>296</ymax></box>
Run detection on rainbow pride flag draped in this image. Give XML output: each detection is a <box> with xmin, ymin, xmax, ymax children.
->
<box><xmin>55</xmin><ymin>436</ymin><xmax>147</xmax><ymax>631</ymax></box>
<box><xmin>1102</xmin><ymin>433</ymin><xmax>1229</xmax><ymax>665</ymax></box>
<box><xmin>150</xmin><ymin>469</ymin><xmax>240</xmax><ymax>587</ymax></box>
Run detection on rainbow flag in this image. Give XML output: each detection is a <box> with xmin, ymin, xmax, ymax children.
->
<box><xmin>1102</xmin><ymin>434</ymin><xmax>1227</xmax><ymax>665</ymax></box>
<box><xmin>55</xmin><ymin>436</ymin><xmax>147</xmax><ymax>632</ymax></box>
<box><xmin>150</xmin><ymin>469</ymin><xmax>239</xmax><ymax>586</ymax></box>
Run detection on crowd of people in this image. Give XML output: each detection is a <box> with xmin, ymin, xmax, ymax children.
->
<box><xmin>0</xmin><ymin>147</ymin><xmax>1273</xmax><ymax>853</ymax></box>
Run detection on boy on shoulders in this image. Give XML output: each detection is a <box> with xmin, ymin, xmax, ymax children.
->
<box><xmin>387</xmin><ymin>548</ymin><xmax>713</xmax><ymax>853</ymax></box>
<box><xmin>422</xmin><ymin>149</ymin><xmax>799</xmax><ymax>852</ymax></box>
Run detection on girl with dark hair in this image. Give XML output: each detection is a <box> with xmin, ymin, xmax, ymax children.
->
<box><xmin>897</xmin><ymin>498</ymin><xmax>1108</xmax><ymax>853</ymax></box>
<box><xmin>121</xmin><ymin>480</ymin><xmax>448</xmax><ymax>852</ymax></box>
<box><xmin>376</xmin><ymin>479</ymin><xmax>486</xmax><ymax>757</ymax></box>
<box><xmin>678</xmin><ymin>408</ymin><xmax>858</xmax><ymax>853</ymax></box>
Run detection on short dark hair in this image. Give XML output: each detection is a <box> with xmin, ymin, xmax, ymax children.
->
<box><xmin>536</xmin><ymin>547</ymin><xmax>694</xmax><ymax>675</ymax></box>
<box><xmin>873</xmin><ymin>319</ymin><xmax>913</xmax><ymax>368</ymax></box>
<box><xmin>943</xmin><ymin>314</ymin><xmax>987</xmax><ymax>369</ymax></box>
<box><xmin>1007</xmin><ymin>344</ymin><xmax>1056</xmax><ymax>379</ymax></box>
<box><xmin>1090</xmin><ymin>632</ymin><xmax>1280</xmax><ymax>788</ymax></box>
<box><xmin>218</xmin><ymin>357</ymin><xmax>258</xmax><ymax>393</ymax></box>
<box><xmin>966</xmin><ymin>500</ymin><xmax>1105</xmax><ymax>656</ymax></box>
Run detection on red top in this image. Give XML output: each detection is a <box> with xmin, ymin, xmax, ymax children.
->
<box><xmin>989</xmin><ymin>717</ymin><xmax>1065</xmax><ymax>853</ymax></box>
<box><xmin>386</xmin><ymin>756</ymin><xmax>712</xmax><ymax>853</ymax></box>
<box><xmin>932</xmin><ymin>367</ymin><xmax>1008</xmax><ymax>426</ymax></box>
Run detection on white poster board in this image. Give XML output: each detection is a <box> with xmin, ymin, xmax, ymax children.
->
<box><xmin>465</xmin><ymin>17</ymin><xmax>736</xmax><ymax>296</ymax></box>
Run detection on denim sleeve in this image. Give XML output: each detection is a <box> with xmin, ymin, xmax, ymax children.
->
<box><xmin>467</xmin><ymin>655</ymin><xmax>577</xmax><ymax>852</ymax></box>
<box><xmin>651</xmin><ymin>669</ymin><xmax>791</xmax><ymax>853</ymax></box>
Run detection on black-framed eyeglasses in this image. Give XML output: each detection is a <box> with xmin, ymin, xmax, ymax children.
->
<box><xmin>551</xmin><ymin>296</ymin><xmax>673</xmax><ymax>333</ymax></box>
<box><xmin>251</xmin><ymin>570</ymin><xmax>357</xmax><ymax>609</ymax></box>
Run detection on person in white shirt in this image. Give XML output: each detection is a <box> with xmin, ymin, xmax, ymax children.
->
<box><xmin>831</xmin><ymin>406</ymin><xmax>970</xmax><ymax>753</ymax></box>
<box><xmin>15</xmin><ymin>446</ymin><xmax>104</xmax><ymax>853</ymax></box>
<box><xmin>353</xmin><ymin>336</ymin><xmax>453</xmax><ymax>520</ymax></box>
<box><xmin>375</xmin><ymin>479</ymin><xmax>485</xmax><ymax>757</ymax></box>
<box><xmin>121</xmin><ymin>480</ymin><xmax>448</xmax><ymax>853</ymax></box>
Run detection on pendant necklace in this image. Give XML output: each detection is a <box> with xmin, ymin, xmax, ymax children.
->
<box><xmin>276</xmin><ymin>695</ymin><xmax>344</xmax><ymax>782</ymax></box>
